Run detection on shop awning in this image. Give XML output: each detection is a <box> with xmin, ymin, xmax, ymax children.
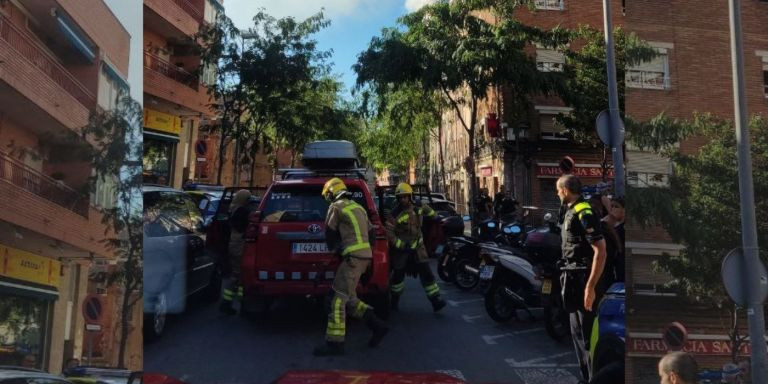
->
<box><xmin>144</xmin><ymin>130</ymin><xmax>181</xmax><ymax>142</ymax></box>
<box><xmin>0</xmin><ymin>276</ymin><xmax>59</xmax><ymax>301</ymax></box>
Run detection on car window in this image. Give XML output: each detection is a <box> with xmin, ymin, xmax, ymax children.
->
<box><xmin>184</xmin><ymin>196</ymin><xmax>203</xmax><ymax>226</ymax></box>
<box><xmin>144</xmin><ymin>191</ymin><xmax>195</xmax><ymax>237</ymax></box>
<box><xmin>261</xmin><ymin>185</ymin><xmax>368</xmax><ymax>223</ymax></box>
<box><xmin>27</xmin><ymin>380</ymin><xmax>74</xmax><ymax>384</ymax></box>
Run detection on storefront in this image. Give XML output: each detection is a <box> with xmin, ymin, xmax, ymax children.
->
<box><xmin>534</xmin><ymin>162</ymin><xmax>615</xmax><ymax>211</ymax></box>
<box><xmin>143</xmin><ymin>108</ymin><xmax>181</xmax><ymax>186</ymax></box>
<box><xmin>0</xmin><ymin>243</ymin><xmax>60</xmax><ymax>370</ymax></box>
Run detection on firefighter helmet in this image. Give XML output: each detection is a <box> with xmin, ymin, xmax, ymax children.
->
<box><xmin>395</xmin><ymin>182</ymin><xmax>413</xmax><ymax>196</ymax></box>
<box><xmin>322</xmin><ymin>178</ymin><xmax>347</xmax><ymax>202</ymax></box>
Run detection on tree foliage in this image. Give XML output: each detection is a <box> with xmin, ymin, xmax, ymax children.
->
<box><xmin>627</xmin><ymin>114</ymin><xmax>768</xmax><ymax>308</ymax></box>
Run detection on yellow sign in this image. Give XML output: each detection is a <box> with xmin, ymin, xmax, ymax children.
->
<box><xmin>144</xmin><ymin>108</ymin><xmax>181</xmax><ymax>136</ymax></box>
<box><xmin>0</xmin><ymin>244</ymin><xmax>61</xmax><ymax>288</ymax></box>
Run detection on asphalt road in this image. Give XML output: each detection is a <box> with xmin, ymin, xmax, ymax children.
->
<box><xmin>144</xmin><ymin>261</ymin><xmax>582</xmax><ymax>384</ymax></box>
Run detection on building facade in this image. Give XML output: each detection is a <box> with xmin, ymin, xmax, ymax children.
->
<box><xmin>0</xmin><ymin>0</ymin><xmax>140</xmax><ymax>372</ymax></box>
<box><xmin>143</xmin><ymin>0</ymin><xmax>221</xmax><ymax>189</ymax></box>
<box><xmin>624</xmin><ymin>1</ymin><xmax>768</xmax><ymax>382</ymax></box>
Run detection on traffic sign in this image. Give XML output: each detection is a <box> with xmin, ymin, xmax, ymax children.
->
<box><xmin>596</xmin><ymin>109</ymin><xmax>625</xmax><ymax>147</ymax></box>
<box><xmin>82</xmin><ymin>294</ymin><xmax>103</xmax><ymax>324</ymax></box>
<box><xmin>722</xmin><ymin>247</ymin><xmax>768</xmax><ymax>306</ymax></box>
<box><xmin>663</xmin><ymin>322</ymin><xmax>688</xmax><ymax>351</ymax></box>
<box><xmin>195</xmin><ymin>140</ymin><xmax>207</xmax><ymax>156</ymax></box>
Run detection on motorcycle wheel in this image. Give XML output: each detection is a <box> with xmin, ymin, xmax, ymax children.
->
<box><xmin>544</xmin><ymin>305</ymin><xmax>571</xmax><ymax>342</ymax></box>
<box><xmin>437</xmin><ymin>255</ymin><xmax>454</xmax><ymax>282</ymax></box>
<box><xmin>453</xmin><ymin>257</ymin><xmax>479</xmax><ymax>291</ymax></box>
<box><xmin>484</xmin><ymin>279</ymin><xmax>518</xmax><ymax>323</ymax></box>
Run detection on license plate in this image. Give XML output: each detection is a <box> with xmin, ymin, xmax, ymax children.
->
<box><xmin>541</xmin><ymin>279</ymin><xmax>552</xmax><ymax>294</ymax></box>
<box><xmin>479</xmin><ymin>265</ymin><xmax>495</xmax><ymax>280</ymax></box>
<box><xmin>292</xmin><ymin>242</ymin><xmax>328</xmax><ymax>254</ymax></box>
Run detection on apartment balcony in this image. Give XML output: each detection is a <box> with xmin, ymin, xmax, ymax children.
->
<box><xmin>144</xmin><ymin>51</ymin><xmax>211</xmax><ymax>114</ymax></box>
<box><xmin>145</xmin><ymin>0</ymin><xmax>202</xmax><ymax>39</ymax></box>
<box><xmin>0</xmin><ymin>13</ymin><xmax>93</xmax><ymax>131</ymax></box>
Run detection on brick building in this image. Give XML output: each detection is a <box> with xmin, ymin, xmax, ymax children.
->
<box><xmin>143</xmin><ymin>0</ymin><xmax>221</xmax><ymax>189</ymax></box>
<box><xmin>431</xmin><ymin>0</ymin><xmax>624</xmax><ymax>218</ymax></box>
<box><xmin>0</xmin><ymin>0</ymin><xmax>140</xmax><ymax>372</ymax></box>
<box><xmin>624</xmin><ymin>1</ymin><xmax>768</xmax><ymax>382</ymax></box>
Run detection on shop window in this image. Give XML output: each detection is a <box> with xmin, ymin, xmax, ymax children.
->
<box><xmin>627</xmin><ymin>46</ymin><xmax>670</xmax><ymax>90</ymax></box>
<box><xmin>143</xmin><ymin>137</ymin><xmax>176</xmax><ymax>185</ymax></box>
<box><xmin>0</xmin><ymin>295</ymin><xmax>50</xmax><ymax>369</ymax></box>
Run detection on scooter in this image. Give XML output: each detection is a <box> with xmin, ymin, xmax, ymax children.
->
<box><xmin>474</xmin><ymin>243</ymin><xmax>541</xmax><ymax>322</ymax></box>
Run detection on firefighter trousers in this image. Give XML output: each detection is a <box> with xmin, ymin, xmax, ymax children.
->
<box><xmin>326</xmin><ymin>256</ymin><xmax>372</xmax><ymax>343</ymax></box>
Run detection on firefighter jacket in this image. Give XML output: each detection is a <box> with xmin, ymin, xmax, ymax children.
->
<box><xmin>561</xmin><ymin>197</ymin><xmax>604</xmax><ymax>264</ymax></box>
<box><xmin>325</xmin><ymin>197</ymin><xmax>375</xmax><ymax>259</ymax></box>
<box><xmin>387</xmin><ymin>201</ymin><xmax>436</xmax><ymax>258</ymax></box>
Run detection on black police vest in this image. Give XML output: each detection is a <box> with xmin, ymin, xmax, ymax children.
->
<box><xmin>561</xmin><ymin>199</ymin><xmax>593</xmax><ymax>263</ymax></box>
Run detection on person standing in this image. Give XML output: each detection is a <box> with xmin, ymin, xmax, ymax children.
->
<box><xmin>313</xmin><ymin>178</ymin><xmax>388</xmax><ymax>356</ymax></box>
<box><xmin>219</xmin><ymin>189</ymin><xmax>251</xmax><ymax>315</ymax></box>
<box><xmin>658</xmin><ymin>352</ymin><xmax>699</xmax><ymax>384</ymax></box>
<box><xmin>387</xmin><ymin>183</ymin><xmax>447</xmax><ymax>312</ymax></box>
<box><xmin>556</xmin><ymin>174</ymin><xmax>607</xmax><ymax>383</ymax></box>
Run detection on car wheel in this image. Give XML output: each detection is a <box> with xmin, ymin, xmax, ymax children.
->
<box><xmin>144</xmin><ymin>293</ymin><xmax>167</xmax><ymax>341</ymax></box>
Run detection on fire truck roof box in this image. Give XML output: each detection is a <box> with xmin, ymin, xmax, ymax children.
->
<box><xmin>301</xmin><ymin>140</ymin><xmax>359</xmax><ymax>169</ymax></box>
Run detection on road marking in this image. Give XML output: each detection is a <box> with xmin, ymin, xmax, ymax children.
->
<box><xmin>435</xmin><ymin>370</ymin><xmax>466</xmax><ymax>381</ymax></box>
<box><xmin>482</xmin><ymin>328</ymin><xmax>543</xmax><ymax>344</ymax></box>
<box><xmin>506</xmin><ymin>351</ymin><xmax>579</xmax><ymax>368</ymax></box>
<box><xmin>513</xmin><ymin>368</ymin><xmax>580</xmax><ymax>384</ymax></box>
<box><xmin>461</xmin><ymin>314</ymin><xmax>484</xmax><ymax>323</ymax></box>
<box><xmin>447</xmin><ymin>298</ymin><xmax>484</xmax><ymax>306</ymax></box>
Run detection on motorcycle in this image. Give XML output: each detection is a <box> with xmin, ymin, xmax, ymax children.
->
<box><xmin>474</xmin><ymin>244</ymin><xmax>541</xmax><ymax>322</ymax></box>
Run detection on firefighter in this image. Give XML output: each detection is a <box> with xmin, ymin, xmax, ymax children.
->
<box><xmin>556</xmin><ymin>174</ymin><xmax>607</xmax><ymax>383</ymax></box>
<box><xmin>313</xmin><ymin>178</ymin><xmax>389</xmax><ymax>356</ymax></box>
<box><xmin>387</xmin><ymin>183</ymin><xmax>447</xmax><ymax>312</ymax></box>
<box><xmin>219</xmin><ymin>189</ymin><xmax>251</xmax><ymax>315</ymax></box>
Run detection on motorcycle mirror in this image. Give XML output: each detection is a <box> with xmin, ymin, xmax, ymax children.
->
<box><xmin>543</xmin><ymin>213</ymin><xmax>553</xmax><ymax>222</ymax></box>
<box><xmin>503</xmin><ymin>227</ymin><xmax>513</xmax><ymax>234</ymax></box>
<box><xmin>510</xmin><ymin>225</ymin><xmax>521</xmax><ymax>234</ymax></box>
<box><xmin>487</xmin><ymin>222</ymin><xmax>496</xmax><ymax>228</ymax></box>
<box><xmin>462</xmin><ymin>215</ymin><xmax>471</xmax><ymax>222</ymax></box>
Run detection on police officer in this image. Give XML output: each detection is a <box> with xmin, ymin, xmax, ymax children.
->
<box><xmin>313</xmin><ymin>178</ymin><xmax>389</xmax><ymax>356</ymax></box>
<box><xmin>219</xmin><ymin>189</ymin><xmax>251</xmax><ymax>315</ymax></box>
<box><xmin>387</xmin><ymin>183</ymin><xmax>447</xmax><ymax>312</ymax></box>
<box><xmin>556</xmin><ymin>174</ymin><xmax>607</xmax><ymax>383</ymax></box>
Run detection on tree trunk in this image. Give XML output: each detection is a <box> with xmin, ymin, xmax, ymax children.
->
<box><xmin>249</xmin><ymin>146</ymin><xmax>257</xmax><ymax>188</ymax></box>
<box><xmin>468</xmin><ymin>96</ymin><xmax>479</xmax><ymax>235</ymax></box>
<box><xmin>233</xmin><ymin>135</ymin><xmax>241</xmax><ymax>187</ymax></box>
<box><xmin>422</xmin><ymin>133</ymin><xmax>429</xmax><ymax>184</ymax></box>
<box><xmin>290</xmin><ymin>150</ymin><xmax>296</xmax><ymax>168</ymax></box>
<box><xmin>216</xmin><ymin>129</ymin><xmax>227</xmax><ymax>185</ymax></box>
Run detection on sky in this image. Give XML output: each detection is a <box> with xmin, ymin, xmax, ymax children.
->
<box><xmin>103</xmin><ymin>0</ymin><xmax>143</xmax><ymax>105</ymax></box>
<box><xmin>224</xmin><ymin>0</ymin><xmax>438</xmax><ymax>96</ymax></box>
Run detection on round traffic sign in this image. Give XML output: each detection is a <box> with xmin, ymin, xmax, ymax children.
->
<box><xmin>663</xmin><ymin>322</ymin><xmax>688</xmax><ymax>351</ymax></box>
<box><xmin>596</xmin><ymin>109</ymin><xmax>626</xmax><ymax>147</ymax></box>
<box><xmin>195</xmin><ymin>140</ymin><xmax>207</xmax><ymax>156</ymax></box>
<box><xmin>82</xmin><ymin>295</ymin><xmax>103</xmax><ymax>324</ymax></box>
<box><xmin>722</xmin><ymin>247</ymin><xmax>768</xmax><ymax>306</ymax></box>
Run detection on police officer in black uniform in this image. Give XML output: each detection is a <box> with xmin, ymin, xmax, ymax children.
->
<box><xmin>556</xmin><ymin>174</ymin><xmax>607</xmax><ymax>383</ymax></box>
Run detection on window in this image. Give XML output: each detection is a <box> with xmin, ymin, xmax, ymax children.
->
<box><xmin>535</xmin><ymin>0</ymin><xmax>564</xmax><ymax>10</ymax></box>
<box><xmin>627</xmin><ymin>47</ymin><xmax>670</xmax><ymax>90</ymax></box>
<box><xmin>626</xmin><ymin>150</ymin><xmax>671</xmax><ymax>188</ymax></box>
<box><xmin>91</xmin><ymin>172</ymin><xmax>118</xmax><ymax>209</ymax></box>
<box><xmin>204</xmin><ymin>0</ymin><xmax>220</xmax><ymax>23</ymax></box>
<box><xmin>97</xmin><ymin>62</ymin><xmax>128</xmax><ymax>110</ymax></box>
<box><xmin>261</xmin><ymin>185</ymin><xmax>368</xmax><ymax>223</ymax></box>
<box><xmin>201</xmin><ymin>63</ymin><xmax>216</xmax><ymax>86</ymax></box>
<box><xmin>536</xmin><ymin>47</ymin><xmax>565</xmax><ymax>72</ymax></box>
<box><xmin>763</xmin><ymin>59</ymin><xmax>767</xmax><ymax>98</ymax></box>
<box><xmin>539</xmin><ymin>114</ymin><xmax>567</xmax><ymax>140</ymax></box>
<box><xmin>0</xmin><ymin>295</ymin><xmax>49</xmax><ymax>369</ymax></box>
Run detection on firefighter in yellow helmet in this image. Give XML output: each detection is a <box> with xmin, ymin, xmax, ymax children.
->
<box><xmin>386</xmin><ymin>182</ymin><xmax>446</xmax><ymax>312</ymax></box>
<box><xmin>313</xmin><ymin>178</ymin><xmax>389</xmax><ymax>356</ymax></box>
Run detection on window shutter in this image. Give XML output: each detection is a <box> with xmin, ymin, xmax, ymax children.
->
<box><xmin>627</xmin><ymin>151</ymin><xmax>670</xmax><ymax>174</ymax></box>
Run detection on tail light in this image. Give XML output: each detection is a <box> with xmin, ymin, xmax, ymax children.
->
<box><xmin>244</xmin><ymin>210</ymin><xmax>261</xmax><ymax>241</ymax></box>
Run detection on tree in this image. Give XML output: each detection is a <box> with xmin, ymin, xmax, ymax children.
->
<box><xmin>80</xmin><ymin>95</ymin><xmax>143</xmax><ymax>369</ymax></box>
<box><xmin>627</xmin><ymin>113</ymin><xmax>768</xmax><ymax>363</ymax></box>
<box><xmin>355</xmin><ymin>0</ymin><xmax>567</xmax><ymax>228</ymax></box>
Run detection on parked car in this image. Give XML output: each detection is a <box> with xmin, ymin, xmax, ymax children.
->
<box><xmin>143</xmin><ymin>186</ymin><xmax>221</xmax><ymax>340</ymax></box>
<box><xmin>0</xmin><ymin>367</ymin><xmax>74</xmax><ymax>384</ymax></box>
<box><xmin>64</xmin><ymin>367</ymin><xmax>142</xmax><ymax>384</ymax></box>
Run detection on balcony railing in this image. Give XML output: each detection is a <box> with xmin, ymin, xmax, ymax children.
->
<box><xmin>626</xmin><ymin>70</ymin><xmax>670</xmax><ymax>90</ymax></box>
<box><xmin>173</xmin><ymin>0</ymin><xmax>204</xmax><ymax>23</ymax></box>
<box><xmin>0</xmin><ymin>14</ymin><xmax>95</xmax><ymax>107</ymax></box>
<box><xmin>0</xmin><ymin>151</ymin><xmax>88</xmax><ymax>217</ymax></box>
<box><xmin>535</xmin><ymin>0</ymin><xmax>564</xmax><ymax>10</ymax></box>
<box><xmin>144</xmin><ymin>51</ymin><xmax>199</xmax><ymax>90</ymax></box>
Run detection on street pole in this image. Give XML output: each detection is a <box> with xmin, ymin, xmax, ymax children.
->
<box><xmin>728</xmin><ymin>0</ymin><xmax>767</xmax><ymax>381</ymax></box>
<box><xmin>602</xmin><ymin>0</ymin><xmax>625</xmax><ymax>198</ymax></box>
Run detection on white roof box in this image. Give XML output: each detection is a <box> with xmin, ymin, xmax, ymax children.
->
<box><xmin>301</xmin><ymin>140</ymin><xmax>359</xmax><ymax>169</ymax></box>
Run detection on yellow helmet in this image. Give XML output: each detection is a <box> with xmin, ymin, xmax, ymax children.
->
<box><xmin>322</xmin><ymin>177</ymin><xmax>347</xmax><ymax>201</ymax></box>
<box><xmin>395</xmin><ymin>182</ymin><xmax>413</xmax><ymax>196</ymax></box>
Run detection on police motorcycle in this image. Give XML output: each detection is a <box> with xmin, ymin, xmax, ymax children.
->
<box><xmin>588</xmin><ymin>282</ymin><xmax>626</xmax><ymax>382</ymax></box>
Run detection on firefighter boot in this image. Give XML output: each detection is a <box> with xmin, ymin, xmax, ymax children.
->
<box><xmin>390</xmin><ymin>294</ymin><xmax>400</xmax><ymax>311</ymax></box>
<box><xmin>218</xmin><ymin>300</ymin><xmax>236</xmax><ymax>316</ymax></box>
<box><xmin>430</xmin><ymin>295</ymin><xmax>447</xmax><ymax>312</ymax></box>
<box><xmin>363</xmin><ymin>309</ymin><xmax>389</xmax><ymax>347</ymax></box>
<box><xmin>312</xmin><ymin>341</ymin><xmax>345</xmax><ymax>356</ymax></box>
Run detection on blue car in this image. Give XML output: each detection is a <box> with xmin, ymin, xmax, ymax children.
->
<box><xmin>589</xmin><ymin>282</ymin><xmax>625</xmax><ymax>382</ymax></box>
